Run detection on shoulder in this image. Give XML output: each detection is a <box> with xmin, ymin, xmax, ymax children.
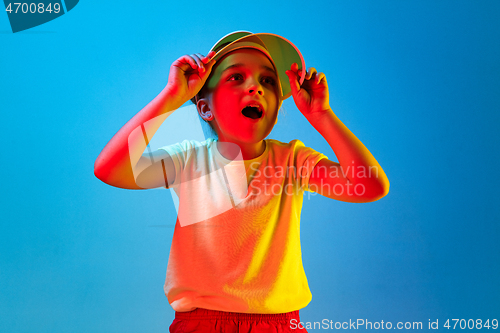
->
<box><xmin>266</xmin><ymin>139</ymin><xmax>328</xmax><ymax>168</ymax></box>
<box><xmin>265</xmin><ymin>139</ymin><xmax>317</xmax><ymax>155</ymax></box>
<box><xmin>157</xmin><ymin>139</ymin><xmax>216</xmax><ymax>172</ymax></box>
<box><xmin>265</xmin><ymin>139</ymin><xmax>307</xmax><ymax>150</ymax></box>
<box><xmin>265</xmin><ymin>139</ymin><xmax>327</xmax><ymax>165</ymax></box>
<box><xmin>159</xmin><ymin>138</ymin><xmax>214</xmax><ymax>155</ymax></box>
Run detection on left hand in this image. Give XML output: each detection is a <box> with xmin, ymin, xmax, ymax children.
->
<box><xmin>285</xmin><ymin>63</ymin><xmax>330</xmax><ymax>117</ymax></box>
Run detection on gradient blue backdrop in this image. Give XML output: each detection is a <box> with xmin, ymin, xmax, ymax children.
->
<box><xmin>1</xmin><ymin>0</ymin><xmax>499</xmax><ymax>332</ymax></box>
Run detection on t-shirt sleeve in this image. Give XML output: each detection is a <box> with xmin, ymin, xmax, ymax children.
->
<box><xmin>157</xmin><ymin>140</ymin><xmax>201</xmax><ymax>188</ymax></box>
<box><xmin>290</xmin><ymin>140</ymin><xmax>328</xmax><ymax>192</ymax></box>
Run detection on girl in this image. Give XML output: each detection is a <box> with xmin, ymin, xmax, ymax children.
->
<box><xmin>94</xmin><ymin>32</ymin><xmax>389</xmax><ymax>332</ymax></box>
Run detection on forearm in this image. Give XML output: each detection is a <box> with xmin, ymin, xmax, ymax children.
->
<box><xmin>307</xmin><ymin>109</ymin><xmax>390</xmax><ymax>193</ymax></box>
<box><xmin>94</xmin><ymin>87</ymin><xmax>180</xmax><ymax>188</ymax></box>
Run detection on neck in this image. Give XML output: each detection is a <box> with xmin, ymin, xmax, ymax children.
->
<box><xmin>217</xmin><ymin>139</ymin><xmax>266</xmax><ymax>161</ymax></box>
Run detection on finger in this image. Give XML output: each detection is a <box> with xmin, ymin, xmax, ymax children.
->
<box><xmin>176</xmin><ymin>55</ymin><xmax>199</xmax><ymax>71</ymax></box>
<box><xmin>191</xmin><ymin>54</ymin><xmax>205</xmax><ymax>72</ymax></box>
<box><xmin>204</xmin><ymin>58</ymin><xmax>216</xmax><ymax>73</ymax></box>
<box><xmin>291</xmin><ymin>62</ymin><xmax>302</xmax><ymax>75</ymax></box>
<box><xmin>305</xmin><ymin>67</ymin><xmax>317</xmax><ymax>80</ymax></box>
<box><xmin>197</xmin><ymin>52</ymin><xmax>217</xmax><ymax>77</ymax></box>
<box><xmin>316</xmin><ymin>72</ymin><xmax>326</xmax><ymax>85</ymax></box>
<box><xmin>205</xmin><ymin>51</ymin><xmax>216</xmax><ymax>62</ymax></box>
<box><xmin>285</xmin><ymin>69</ymin><xmax>301</xmax><ymax>96</ymax></box>
<box><xmin>196</xmin><ymin>53</ymin><xmax>207</xmax><ymax>64</ymax></box>
<box><xmin>198</xmin><ymin>53</ymin><xmax>210</xmax><ymax>65</ymax></box>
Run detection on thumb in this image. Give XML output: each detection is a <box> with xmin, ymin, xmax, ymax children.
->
<box><xmin>204</xmin><ymin>59</ymin><xmax>216</xmax><ymax>73</ymax></box>
<box><xmin>200</xmin><ymin>59</ymin><xmax>216</xmax><ymax>81</ymax></box>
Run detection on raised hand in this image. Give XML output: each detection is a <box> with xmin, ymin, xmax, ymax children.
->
<box><xmin>285</xmin><ymin>63</ymin><xmax>330</xmax><ymax>117</ymax></box>
<box><xmin>165</xmin><ymin>51</ymin><xmax>216</xmax><ymax>107</ymax></box>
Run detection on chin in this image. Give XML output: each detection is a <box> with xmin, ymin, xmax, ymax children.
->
<box><xmin>239</xmin><ymin>129</ymin><xmax>272</xmax><ymax>143</ymax></box>
<box><xmin>221</xmin><ymin>122</ymin><xmax>274</xmax><ymax>144</ymax></box>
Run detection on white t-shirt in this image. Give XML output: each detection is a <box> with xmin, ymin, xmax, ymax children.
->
<box><xmin>159</xmin><ymin>138</ymin><xmax>327</xmax><ymax>313</ymax></box>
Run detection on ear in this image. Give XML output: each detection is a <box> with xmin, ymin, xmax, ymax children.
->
<box><xmin>196</xmin><ymin>98</ymin><xmax>214</xmax><ymax>121</ymax></box>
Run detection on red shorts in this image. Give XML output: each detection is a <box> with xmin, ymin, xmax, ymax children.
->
<box><xmin>169</xmin><ymin>308</ymin><xmax>309</xmax><ymax>333</ymax></box>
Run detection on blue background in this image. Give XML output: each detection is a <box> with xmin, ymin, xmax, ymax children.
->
<box><xmin>1</xmin><ymin>0</ymin><xmax>498</xmax><ymax>331</ymax></box>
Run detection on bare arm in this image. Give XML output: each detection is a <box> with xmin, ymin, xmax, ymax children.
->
<box><xmin>286</xmin><ymin>64</ymin><xmax>390</xmax><ymax>202</ymax></box>
<box><xmin>307</xmin><ymin>110</ymin><xmax>389</xmax><ymax>202</ymax></box>
<box><xmin>94</xmin><ymin>52</ymin><xmax>215</xmax><ymax>189</ymax></box>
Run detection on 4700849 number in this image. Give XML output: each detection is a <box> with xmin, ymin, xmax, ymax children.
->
<box><xmin>5</xmin><ymin>2</ymin><xmax>61</xmax><ymax>14</ymax></box>
<box><xmin>444</xmin><ymin>319</ymin><xmax>498</xmax><ymax>330</ymax></box>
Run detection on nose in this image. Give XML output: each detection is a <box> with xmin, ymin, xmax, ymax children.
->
<box><xmin>247</xmin><ymin>78</ymin><xmax>263</xmax><ymax>96</ymax></box>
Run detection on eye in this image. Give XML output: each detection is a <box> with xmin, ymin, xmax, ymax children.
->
<box><xmin>228</xmin><ymin>73</ymin><xmax>243</xmax><ymax>81</ymax></box>
<box><xmin>261</xmin><ymin>76</ymin><xmax>276</xmax><ymax>86</ymax></box>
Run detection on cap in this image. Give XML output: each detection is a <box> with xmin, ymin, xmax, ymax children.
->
<box><xmin>208</xmin><ymin>31</ymin><xmax>306</xmax><ymax>101</ymax></box>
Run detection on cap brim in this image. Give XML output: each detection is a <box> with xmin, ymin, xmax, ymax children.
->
<box><xmin>209</xmin><ymin>32</ymin><xmax>306</xmax><ymax>100</ymax></box>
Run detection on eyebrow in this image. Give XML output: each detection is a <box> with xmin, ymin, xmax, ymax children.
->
<box><xmin>221</xmin><ymin>63</ymin><xmax>277</xmax><ymax>76</ymax></box>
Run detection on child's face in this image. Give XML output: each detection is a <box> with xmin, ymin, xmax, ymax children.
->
<box><xmin>202</xmin><ymin>49</ymin><xmax>280</xmax><ymax>144</ymax></box>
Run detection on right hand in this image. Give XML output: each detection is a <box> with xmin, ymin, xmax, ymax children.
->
<box><xmin>165</xmin><ymin>51</ymin><xmax>216</xmax><ymax>106</ymax></box>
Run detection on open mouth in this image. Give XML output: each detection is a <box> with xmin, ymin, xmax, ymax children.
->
<box><xmin>241</xmin><ymin>106</ymin><xmax>263</xmax><ymax>119</ymax></box>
